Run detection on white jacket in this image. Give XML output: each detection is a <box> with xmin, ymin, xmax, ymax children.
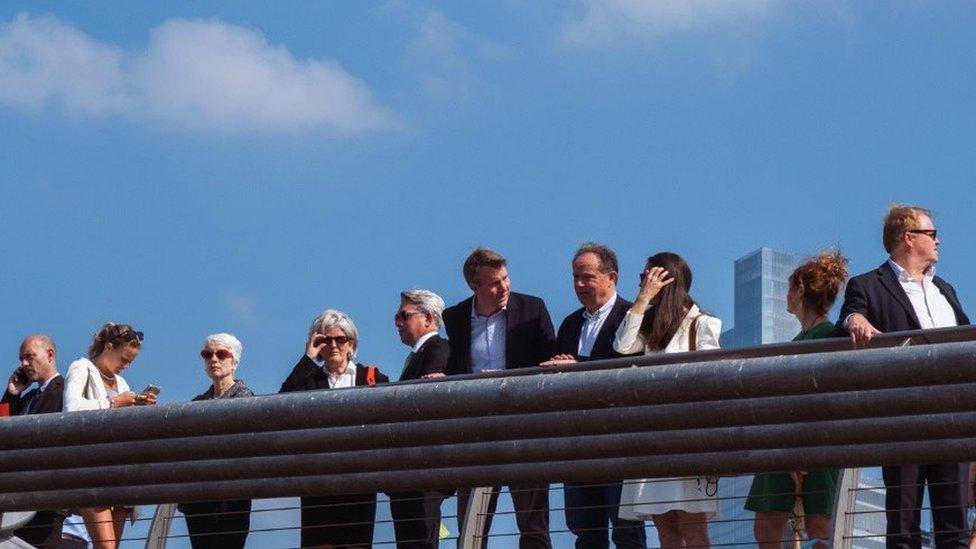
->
<box><xmin>614</xmin><ymin>303</ymin><xmax>721</xmax><ymax>354</ymax></box>
<box><xmin>64</xmin><ymin>357</ymin><xmax>132</xmax><ymax>412</ymax></box>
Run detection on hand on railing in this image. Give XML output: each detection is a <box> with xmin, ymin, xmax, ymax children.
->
<box><xmin>847</xmin><ymin>313</ymin><xmax>882</xmax><ymax>349</ymax></box>
<box><xmin>540</xmin><ymin>354</ymin><xmax>577</xmax><ymax>368</ymax></box>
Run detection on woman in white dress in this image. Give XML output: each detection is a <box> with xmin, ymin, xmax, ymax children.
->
<box><xmin>64</xmin><ymin>323</ymin><xmax>156</xmax><ymax>549</ymax></box>
<box><xmin>614</xmin><ymin>252</ymin><xmax>722</xmax><ymax>549</ymax></box>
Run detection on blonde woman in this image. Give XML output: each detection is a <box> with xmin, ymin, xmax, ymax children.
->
<box><xmin>64</xmin><ymin>323</ymin><xmax>155</xmax><ymax>549</ymax></box>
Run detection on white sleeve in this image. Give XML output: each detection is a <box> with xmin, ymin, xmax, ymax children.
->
<box><xmin>614</xmin><ymin>312</ymin><xmax>646</xmax><ymax>354</ymax></box>
<box><xmin>64</xmin><ymin>360</ymin><xmax>110</xmax><ymax>411</ymax></box>
<box><xmin>696</xmin><ymin>316</ymin><xmax>723</xmax><ymax>351</ymax></box>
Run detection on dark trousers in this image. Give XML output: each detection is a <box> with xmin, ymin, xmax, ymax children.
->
<box><xmin>388</xmin><ymin>490</ymin><xmax>449</xmax><ymax>549</ymax></box>
<box><xmin>883</xmin><ymin>463</ymin><xmax>968</xmax><ymax>549</ymax></box>
<box><xmin>457</xmin><ymin>485</ymin><xmax>551</xmax><ymax>549</ymax></box>
<box><xmin>180</xmin><ymin>500</ymin><xmax>252</xmax><ymax>549</ymax></box>
<box><xmin>301</xmin><ymin>493</ymin><xmax>377</xmax><ymax>548</ymax></box>
<box><xmin>13</xmin><ymin>511</ymin><xmax>64</xmax><ymax>548</ymax></box>
<box><xmin>564</xmin><ymin>482</ymin><xmax>646</xmax><ymax>549</ymax></box>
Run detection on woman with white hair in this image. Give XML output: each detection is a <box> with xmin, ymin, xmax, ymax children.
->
<box><xmin>279</xmin><ymin>309</ymin><xmax>389</xmax><ymax>549</ymax></box>
<box><xmin>178</xmin><ymin>333</ymin><xmax>254</xmax><ymax>549</ymax></box>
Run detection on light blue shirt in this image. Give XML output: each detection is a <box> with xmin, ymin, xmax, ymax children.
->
<box><xmin>471</xmin><ymin>300</ymin><xmax>507</xmax><ymax>372</ymax></box>
<box><xmin>578</xmin><ymin>293</ymin><xmax>618</xmax><ymax>357</ymax></box>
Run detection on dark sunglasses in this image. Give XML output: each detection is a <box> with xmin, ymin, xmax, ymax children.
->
<box><xmin>112</xmin><ymin>327</ymin><xmax>144</xmax><ymax>344</ymax></box>
<box><xmin>394</xmin><ymin>310</ymin><xmax>424</xmax><ymax>323</ymax></box>
<box><xmin>314</xmin><ymin>336</ymin><xmax>351</xmax><ymax>347</ymax></box>
<box><xmin>200</xmin><ymin>349</ymin><xmax>234</xmax><ymax>361</ymax></box>
<box><xmin>907</xmin><ymin>229</ymin><xmax>938</xmax><ymax>239</ymax></box>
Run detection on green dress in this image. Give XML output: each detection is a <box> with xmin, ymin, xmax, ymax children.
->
<box><xmin>744</xmin><ymin>321</ymin><xmax>839</xmax><ymax>515</ymax></box>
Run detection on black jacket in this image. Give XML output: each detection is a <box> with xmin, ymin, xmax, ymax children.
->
<box><xmin>443</xmin><ymin>291</ymin><xmax>557</xmax><ymax>375</ymax></box>
<box><xmin>400</xmin><ymin>334</ymin><xmax>450</xmax><ymax>381</ymax></box>
<box><xmin>556</xmin><ymin>295</ymin><xmax>635</xmax><ymax>361</ymax></box>
<box><xmin>279</xmin><ymin>355</ymin><xmax>390</xmax><ymax>392</ymax></box>
<box><xmin>837</xmin><ymin>261</ymin><xmax>970</xmax><ymax>334</ymax></box>
<box><xmin>1</xmin><ymin>374</ymin><xmax>64</xmax><ymax>415</ymax></box>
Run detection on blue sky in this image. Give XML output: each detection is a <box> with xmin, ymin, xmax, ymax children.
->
<box><xmin>2</xmin><ymin>1</ymin><xmax>974</xmax><ymax>546</ymax></box>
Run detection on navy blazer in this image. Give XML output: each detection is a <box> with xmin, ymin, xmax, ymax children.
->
<box><xmin>837</xmin><ymin>261</ymin><xmax>970</xmax><ymax>334</ymax></box>
<box><xmin>443</xmin><ymin>292</ymin><xmax>557</xmax><ymax>375</ymax></box>
<box><xmin>1</xmin><ymin>374</ymin><xmax>64</xmax><ymax>415</ymax></box>
<box><xmin>400</xmin><ymin>334</ymin><xmax>450</xmax><ymax>381</ymax></box>
<box><xmin>556</xmin><ymin>295</ymin><xmax>635</xmax><ymax>361</ymax></box>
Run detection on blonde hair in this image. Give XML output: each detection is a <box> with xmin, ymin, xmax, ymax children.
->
<box><xmin>88</xmin><ymin>323</ymin><xmax>142</xmax><ymax>360</ymax></box>
<box><xmin>883</xmin><ymin>204</ymin><xmax>933</xmax><ymax>253</ymax></box>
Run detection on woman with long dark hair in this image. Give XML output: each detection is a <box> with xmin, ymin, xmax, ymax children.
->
<box><xmin>614</xmin><ymin>252</ymin><xmax>722</xmax><ymax>549</ymax></box>
<box><xmin>745</xmin><ymin>251</ymin><xmax>848</xmax><ymax>549</ymax></box>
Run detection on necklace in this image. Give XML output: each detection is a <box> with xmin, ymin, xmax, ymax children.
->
<box><xmin>99</xmin><ymin>370</ymin><xmax>116</xmax><ymax>383</ymax></box>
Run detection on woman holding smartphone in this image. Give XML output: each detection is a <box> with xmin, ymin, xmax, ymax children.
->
<box><xmin>614</xmin><ymin>252</ymin><xmax>722</xmax><ymax>549</ymax></box>
<box><xmin>64</xmin><ymin>323</ymin><xmax>155</xmax><ymax>549</ymax></box>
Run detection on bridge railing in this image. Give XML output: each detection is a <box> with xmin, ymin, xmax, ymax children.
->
<box><xmin>2</xmin><ymin>325</ymin><xmax>975</xmax><ymax>547</ymax></box>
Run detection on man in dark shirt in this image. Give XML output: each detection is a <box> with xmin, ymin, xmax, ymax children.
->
<box><xmin>390</xmin><ymin>289</ymin><xmax>451</xmax><ymax>549</ymax></box>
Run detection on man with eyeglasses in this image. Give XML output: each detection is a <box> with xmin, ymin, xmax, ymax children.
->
<box><xmin>389</xmin><ymin>289</ymin><xmax>452</xmax><ymax>549</ymax></box>
<box><xmin>2</xmin><ymin>335</ymin><xmax>66</xmax><ymax>547</ymax></box>
<box><xmin>838</xmin><ymin>205</ymin><xmax>970</xmax><ymax>549</ymax></box>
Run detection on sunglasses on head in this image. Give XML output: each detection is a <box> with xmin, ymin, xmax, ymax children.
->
<box><xmin>315</xmin><ymin>336</ymin><xmax>351</xmax><ymax>347</ymax></box>
<box><xmin>200</xmin><ymin>349</ymin><xmax>234</xmax><ymax>361</ymax></box>
<box><xmin>111</xmin><ymin>327</ymin><xmax>144</xmax><ymax>344</ymax></box>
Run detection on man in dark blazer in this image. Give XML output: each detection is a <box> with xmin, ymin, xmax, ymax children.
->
<box><xmin>390</xmin><ymin>289</ymin><xmax>452</xmax><ymax>549</ymax></box>
<box><xmin>2</xmin><ymin>335</ymin><xmax>65</xmax><ymax>547</ymax></box>
<box><xmin>838</xmin><ymin>205</ymin><xmax>970</xmax><ymax>549</ymax></box>
<box><xmin>542</xmin><ymin>244</ymin><xmax>646</xmax><ymax>549</ymax></box>
<box><xmin>443</xmin><ymin>248</ymin><xmax>557</xmax><ymax>549</ymax></box>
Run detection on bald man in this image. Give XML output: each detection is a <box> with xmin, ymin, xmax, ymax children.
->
<box><xmin>2</xmin><ymin>335</ymin><xmax>66</xmax><ymax>547</ymax></box>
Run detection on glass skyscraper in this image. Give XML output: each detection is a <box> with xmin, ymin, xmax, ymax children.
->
<box><xmin>722</xmin><ymin>247</ymin><xmax>800</xmax><ymax>348</ymax></box>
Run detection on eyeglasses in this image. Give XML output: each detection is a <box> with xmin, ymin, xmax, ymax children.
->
<box><xmin>111</xmin><ymin>327</ymin><xmax>144</xmax><ymax>344</ymax></box>
<box><xmin>200</xmin><ymin>349</ymin><xmax>234</xmax><ymax>361</ymax></box>
<box><xmin>314</xmin><ymin>336</ymin><xmax>351</xmax><ymax>347</ymax></box>
<box><xmin>907</xmin><ymin>229</ymin><xmax>938</xmax><ymax>240</ymax></box>
<box><xmin>394</xmin><ymin>311</ymin><xmax>424</xmax><ymax>323</ymax></box>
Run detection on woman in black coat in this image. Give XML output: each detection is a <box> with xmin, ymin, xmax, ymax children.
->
<box><xmin>280</xmin><ymin>309</ymin><xmax>389</xmax><ymax>549</ymax></box>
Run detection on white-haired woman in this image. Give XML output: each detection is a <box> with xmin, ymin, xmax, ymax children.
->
<box><xmin>279</xmin><ymin>309</ymin><xmax>389</xmax><ymax>549</ymax></box>
<box><xmin>178</xmin><ymin>333</ymin><xmax>254</xmax><ymax>549</ymax></box>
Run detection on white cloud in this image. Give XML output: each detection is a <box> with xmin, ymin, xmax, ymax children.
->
<box><xmin>225</xmin><ymin>294</ymin><xmax>257</xmax><ymax>324</ymax></box>
<box><xmin>387</xmin><ymin>5</ymin><xmax>505</xmax><ymax>100</ymax></box>
<box><xmin>560</xmin><ymin>0</ymin><xmax>773</xmax><ymax>49</ymax></box>
<box><xmin>0</xmin><ymin>14</ymin><xmax>398</xmax><ymax>134</ymax></box>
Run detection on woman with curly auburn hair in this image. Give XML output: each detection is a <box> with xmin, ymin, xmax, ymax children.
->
<box><xmin>745</xmin><ymin>251</ymin><xmax>849</xmax><ymax>549</ymax></box>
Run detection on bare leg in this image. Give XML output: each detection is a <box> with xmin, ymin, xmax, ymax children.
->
<box><xmin>675</xmin><ymin>511</ymin><xmax>711</xmax><ymax>549</ymax></box>
<box><xmin>804</xmin><ymin>514</ymin><xmax>832</xmax><ymax>548</ymax></box>
<box><xmin>753</xmin><ymin>511</ymin><xmax>790</xmax><ymax>549</ymax></box>
<box><xmin>652</xmin><ymin>512</ymin><xmax>682</xmax><ymax>549</ymax></box>
<box><xmin>81</xmin><ymin>507</ymin><xmax>120</xmax><ymax>549</ymax></box>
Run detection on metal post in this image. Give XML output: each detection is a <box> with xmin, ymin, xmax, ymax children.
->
<box><xmin>832</xmin><ymin>467</ymin><xmax>862</xmax><ymax>549</ymax></box>
<box><xmin>145</xmin><ymin>504</ymin><xmax>176</xmax><ymax>549</ymax></box>
<box><xmin>458</xmin><ymin>487</ymin><xmax>493</xmax><ymax>549</ymax></box>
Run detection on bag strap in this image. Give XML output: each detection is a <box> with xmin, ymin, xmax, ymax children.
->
<box><xmin>365</xmin><ymin>366</ymin><xmax>377</xmax><ymax>387</ymax></box>
<box><xmin>689</xmin><ymin>316</ymin><xmax>700</xmax><ymax>352</ymax></box>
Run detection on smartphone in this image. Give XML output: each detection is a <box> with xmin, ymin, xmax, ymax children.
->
<box><xmin>142</xmin><ymin>384</ymin><xmax>161</xmax><ymax>396</ymax></box>
<box><xmin>13</xmin><ymin>367</ymin><xmax>29</xmax><ymax>385</ymax></box>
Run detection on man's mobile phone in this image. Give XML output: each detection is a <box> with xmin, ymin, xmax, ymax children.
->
<box><xmin>13</xmin><ymin>367</ymin><xmax>29</xmax><ymax>385</ymax></box>
<box><xmin>142</xmin><ymin>384</ymin><xmax>161</xmax><ymax>396</ymax></box>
